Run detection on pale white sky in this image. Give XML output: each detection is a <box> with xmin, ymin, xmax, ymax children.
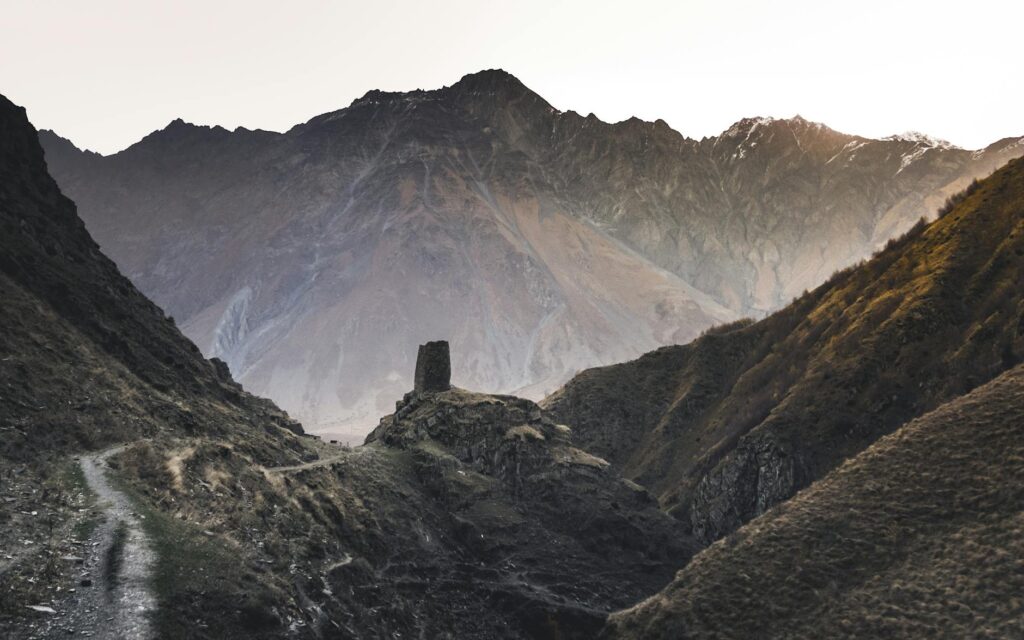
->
<box><xmin>1</xmin><ymin>0</ymin><xmax>1020</xmax><ymax>154</ymax></box>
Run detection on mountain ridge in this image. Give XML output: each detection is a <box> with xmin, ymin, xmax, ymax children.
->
<box><xmin>46</xmin><ymin>68</ymin><xmax>1021</xmax><ymax>157</ymax></box>
<box><xmin>38</xmin><ymin>69</ymin><xmax>1024</xmax><ymax>434</ymax></box>
<box><xmin>546</xmin><ymin>155</ymin><xmax>1024</xmax><ymax>545</ymax></box>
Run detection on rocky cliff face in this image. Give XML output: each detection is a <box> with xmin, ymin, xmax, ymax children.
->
<box><xmin>39</xmin><ymin>69</ymin><xmax>1024</xmax><ymax>434</ymax></box>
<box><xmin>547</xmin><ymin>157</ymin><xmax>1024</xmax><ymax>545</ymax></box>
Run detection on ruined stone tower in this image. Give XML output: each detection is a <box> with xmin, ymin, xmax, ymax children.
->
<box><xmin>414</xmin><ymin>340</ymin><xmax>451</xmax><ymax>392</ymax></box>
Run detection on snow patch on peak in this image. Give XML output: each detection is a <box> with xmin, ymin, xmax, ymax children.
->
<box><xmin>788</xmin><ymin>115</ymin><xmax>829</xmax><ymax>131</ymax></box>
<box><xmin>885</xmin><ymin>131</ymin><xmax>959</xmax><ymax>150</ymax></box>
<box><xmin>974</xmin><ymin>136</ymin><xmax>1024</xmax><ymax>159</ymax></box>
<box><xmin>723</xmin><ymin>117</ymin><xmax>775</xmax><ymax>139</ymax></box>
<box><xmin>999</xmin><ymin>137</ymin><xmax>1024</xmax><ymax>152</ymax></box>
<box><xmin>883</xmin><ymin>132</ymin><xmax>961</xmax><ymax>175</ymax></box>
<box><xmin>826</xmin><ymin>140</ymin><xmax>868</xmax><ymax>164</ymax></box>
<box><xmin>722</xmin><ymin>115</ymin><xmax>829</xmax><ymax>140</ymax></box>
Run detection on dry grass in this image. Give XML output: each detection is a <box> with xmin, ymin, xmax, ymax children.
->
<box><xmin>606</xmin><ymin>364</ymin><xmax>1024</xmax><ymax>639</ymax></box>
<box><xmin>547</xmin><ymin>157</ymin><xmax>1024</xmax><ymax>540</ymax></box>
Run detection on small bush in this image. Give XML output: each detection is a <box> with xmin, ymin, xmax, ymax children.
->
<box><xmin>937</xmin><ymin>178</ymin><xmax>982</xmax><ymax>218</ymax></box>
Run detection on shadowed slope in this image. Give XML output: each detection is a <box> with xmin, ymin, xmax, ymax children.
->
<box><xmin>604</xmin><ymin>363</ymin><xmax>1024</xmax><ymax>639</ymax></box>
<box><xmin>0</xmin><ymin>93</ymin><xmax>302</xmax><ymax>461</ymax></box>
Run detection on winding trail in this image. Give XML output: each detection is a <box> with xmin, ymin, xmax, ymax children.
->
<box><xmin>262</xmin><ymin>439</ymin><xmax>364</xmax><ymax>474</ymax></box>
<box><xmin>264</xmin><ymin>452</ymin><xmax>349</xmax><ymax>474</ymax></box>
<box><xmin>38</xmin><ymin>446</ymin><xmax>157</xmax><ymax>639</ymax></box>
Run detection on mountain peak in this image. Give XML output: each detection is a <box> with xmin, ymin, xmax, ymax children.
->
<box><xmin>164</xmin><ymin>117</ymin><xmax>230</xmax><ymax>134</ymax></box>
<box><xmin>884</xmin><ymin>131</ymin><xmax>959</xmax><ymax>149</ymax></box>
<box><xmin>119</xmin><ymin>118</ymin><xmax>232</xmax><ymax>152</ymax></box>
<box><xmin>38</xmin><ymin>128</ymin><xmax>101</xmax><ymax>159</ymax></box>
<box><xmin>346</xmin><ymin>70</ymin><xmax>534</xmax><ymax>111</ymax></box>
<box><xmin>445</xmin><ymin>68</ymin><xmax>547</xmax><ymax>106</ymax></box>
<box><xmin>451</xmin><ymin>68</ymin><xmax>525</xmax><ymax>91</ymax></box>
<box><xmin>721</xmin><ymin>115</ymin><xmax>833</xmax><ymax>138</ymax></box>
<box><xmin>159</xmin><ymin>117</ymin><xmax>200</xmax><ymax>133</ymax></box>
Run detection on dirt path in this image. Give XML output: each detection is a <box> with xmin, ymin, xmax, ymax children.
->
<box><xmin>263</xmin><ymin>440</ymin><xmax>361</xmax><ymax>474</ymax></box>
<box><xmin>264</xmin><ymin>452</ymin><xmax>349</xmax><ymax>473</ymax></box>
<box><xmin>35</xmin><ymin>445</ymin><xmax>157</xmax><ymax>639</ymax></box>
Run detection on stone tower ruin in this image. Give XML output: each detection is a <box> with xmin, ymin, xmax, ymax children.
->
<box><xmin>414</xmin><ymin>340</ymin><xmax>451</xmax><ymax>392</ymax></box>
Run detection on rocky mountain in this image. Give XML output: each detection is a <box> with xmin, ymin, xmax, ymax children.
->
<box><xmin>1</xmin><ymin>91</ymin><xmax>693</xmax><ymax>638</ymax></box>
<box><xmin>39</xmin><ymin>69</ymin><xmax>1024</xmax><ymax>435</ymax></box>
<box><xmin>546</xmin><ymin>156</ymin><xmax>1024</xmax><ymax>547</ymax></box>
<box><xmin>0</xmin><ymin>89</ymin><xmax>307</xmax><ymax>637</ymax></box>
<box><xmin>604</xmin><ymin>362</ymin><xmax>1024</xmax><ymax>639</ymax></box>
<box><xmin>0</xmin><ymin>94</ymin><xmax>302</xmax><ymax>463</ymax></box>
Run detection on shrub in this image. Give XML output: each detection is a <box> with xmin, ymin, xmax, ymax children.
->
<box><xmin>937</xmin><ymin>178</ymin><xmax>982</xmax><ymax>218</ymax></box>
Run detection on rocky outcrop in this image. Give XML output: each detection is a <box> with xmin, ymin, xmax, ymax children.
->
<box><xmin>38</xmin><ymin>70</ymin><xmax>1024</xmax><ymax>435</ymax></box>
<box><xmin>689</xmin><ymin>434</ymin><xmax>799</xmax><ymax>544</ymax></box>
<box><xmin>365</xmin><ymin>385</ymin><xmax>694</xmax><ymax>594</ymax></box>
<box><xmin>370</xmin><ymin>388</ymin><xmax>586</xmax><ymax>494</ymax></box>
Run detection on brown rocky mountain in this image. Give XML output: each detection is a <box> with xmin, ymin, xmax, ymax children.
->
<box><xmin>1</xmin><ymin>92</ymin><xmax>693</xmax><ymax>638</ymax></box>
<box><xmin>546</xmin><ymin>156</ymin><xmax>1024</xmax><ymax>549</ymax></box>
<box><xmin>38</xmin><ymin>69</ymin><xmax>1024</xmax><ymax>435</ymax></box>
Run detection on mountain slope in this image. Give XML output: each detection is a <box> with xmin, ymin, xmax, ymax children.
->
<box><xmin>1</xmin><ymin>92</ymin><xmax>693</xmax><ymax>638</ymax></box>
<box><xmin>546</xmin><ymin>156</ymin><xmax>1024</xmax><ymax>543</ymax></box>
<box><xmin>0</xmin><ymin>91</ymin><xmax>315</xmax><ymax>637</ymax></box>
<box><xmin>604</xmin><ymin>362</ymin><xmax>1024</xmax><ymax>639</ymax></box>
<box><xmin>39</xmin><ymin>69</ymin><xmax>1024</xmax><ymax>434</ymax></box>
<box><xmin>0</xmin><ymin>94</ymin><xmax>302</xmax><ymax>462</ymax></box>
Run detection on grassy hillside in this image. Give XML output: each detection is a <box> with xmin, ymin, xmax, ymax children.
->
<box><xmin>546</xmin><ymin>156</ymin><xmax>1024</xmax><ymax>543</ymax></box>
<box><xmin>0</xmin><ymin>93</ymin><xmax>317</xmax><ymax>636</ymax></box>
<box><xmin>604</xmin><ymin>363</ymin><xmax>1024</xmax><ymax>639</ymax></box>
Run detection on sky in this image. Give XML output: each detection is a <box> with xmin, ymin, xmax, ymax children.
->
<box><xmin>1</xmin><ymin>0</ymin><xmax>1020</xmax><ymax>154</ymax></box>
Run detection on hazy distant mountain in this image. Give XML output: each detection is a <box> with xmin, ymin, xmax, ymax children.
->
<box><xmin>547</xmin><ymin>157</ymin><xmax>1024</xmax><ymax>549</ymax></box>
<box><xmin>39</xmin><ymin>69</ymin><xmax>1024</xmax><ymax>433</ymax></box>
